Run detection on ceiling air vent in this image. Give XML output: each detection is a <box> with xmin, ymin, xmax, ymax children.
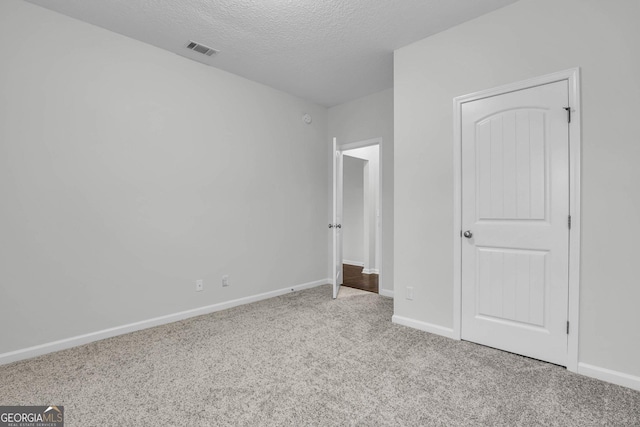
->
<box><xmin>186</xmin><ymin>41</ymin><xmax>218</xmax><ymax>57</ymax></box>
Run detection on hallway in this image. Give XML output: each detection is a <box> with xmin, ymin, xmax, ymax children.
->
<box><xmin>342</xmin><ymin>264</ymin><xmax>378</xmax><ymax>294</ymax></box>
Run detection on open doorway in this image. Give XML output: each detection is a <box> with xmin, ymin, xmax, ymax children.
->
<box><xmin>341</xmin><ymin>142</ymin><xmax>380</xmax><ymax>294</ymax></box>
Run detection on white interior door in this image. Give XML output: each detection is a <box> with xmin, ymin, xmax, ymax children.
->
<box><xmin>461</xmin><ymin>80</ymin><xmax>570</xmax><ymax>366</ymax></box>
<box><xmin>332</xmin><ymin>137</ymin><xmax>344</xmax><ymax>299</ymax></box>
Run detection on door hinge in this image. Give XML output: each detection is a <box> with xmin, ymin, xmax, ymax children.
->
<box><xmin>564</xmin><ymin>106</ymin><xmax>571</xmax><ymax>123</ymax></box>
<box><xmin>568</xmin><ymin>215</ymin><xmax>572</xmax><ymax>229</ymax></box>
<box><xmin>566</xmin><ymin>321</ymin><xmax>570</xmax><ymax>334</ymax></box>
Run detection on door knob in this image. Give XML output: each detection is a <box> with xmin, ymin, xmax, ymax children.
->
<box><xmin>328</xmin><ymin>224</ymin><xmax>334</xmax><ymax>229</ymax></box>
<box><xmin>463</xmin><ymin>230</ymin><xmax>473</xmax><ymax>239</ymax></box>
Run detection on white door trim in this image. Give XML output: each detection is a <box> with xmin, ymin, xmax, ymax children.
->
<box><xmin>337</xmin><ymin>137</ymin><xmax>384</xmax><ymax>292</ymax></box>
<box><xmin>452</xmin><ymin>68</ymin><xmax>581</xmax><ymax>372</ymax></box>
<box><xmin>332</xmin><ymin>137</ymin><xmax>344</xmax><ymax>298</ymax></box>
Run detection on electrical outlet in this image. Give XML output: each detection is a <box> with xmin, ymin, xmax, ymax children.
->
<box><xmin>406</xmin><ymin>286</ymin><xmax>414</xmax><ymax>301</ymax></box>
<box><xmin>222</xmin><ymin>275</ymin><xmax>229</xmax><ymax>287</ymax></box>
<box><xmin>195</xmin><ymin>279</ymin><xmax>203</xmax><ymax>292</ymax></box>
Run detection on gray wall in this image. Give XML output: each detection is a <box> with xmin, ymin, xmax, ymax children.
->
<box><xmin>394</xmin><ymin>0</ymin><xmax>640</xmax><ymax>377</ymax></box>
<box><xmin>0</xmin><ymin>0</ymin><xmax>328</xmax><ymax>355</ymax></box>
<box><xmin>328</xmin><ymin>89</ymin><xmax>394</xmax><ymax>295</ymax></box>
<box><xmin>342</xmin><ymin>156</ymin><xmax>365</xmax><ymax>265</ymax></box>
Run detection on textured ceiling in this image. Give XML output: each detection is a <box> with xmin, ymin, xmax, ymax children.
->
<box><xmin>24</xmin><ymin>0</ymin><xmax>518</xmax><ymax>107</ymax></box>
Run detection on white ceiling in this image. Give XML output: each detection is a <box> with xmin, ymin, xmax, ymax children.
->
<box><xmin>24</xmin><ymin>0</ymin><xmax>518</xmax><ymax>107</ymax></box>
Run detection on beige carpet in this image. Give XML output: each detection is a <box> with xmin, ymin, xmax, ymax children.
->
<box><xmin>1</xmin><ymin>284</ymin><xmax>639</xmax><ymax>426</ymax></box>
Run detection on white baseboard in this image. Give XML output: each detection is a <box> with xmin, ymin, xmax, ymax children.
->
<box><xmin>0</xmin><ymin>278</ymin><xmax>329</xmax><ymax>366</ymax></box>
<box><xmin>343</xmin><ymin>260</ymin><xmax>364</xmax><ymax>267</ymax></box>
<box><xmin>379</xmin><ymin>289</ymin><xmax>394</xmax><ymax>298</ymax></box>
<box><xmin>391</xmin><ymin>316</ymin><xmax>640</xmax><ymax>391</ymax></box>
<box><xmin>392</xmin><ymin>315</ymin><xmax>457</xmax><ymax>340</ymax></box>
<box><xmin>578</xmin><ymin>362</ymin><xmax>640</xmax><ymax>392</ymax></box>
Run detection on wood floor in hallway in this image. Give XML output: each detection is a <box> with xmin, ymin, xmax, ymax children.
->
<box><xmin>343</xmin><ymin>263</ymin><xmax>378</xmax><ymax>294</ymax></box>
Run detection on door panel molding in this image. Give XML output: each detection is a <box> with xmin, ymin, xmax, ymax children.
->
<box><xmin>453</xmin><ymin>68</ymin><xmax>581</xmax><ymax>372</ymax></box>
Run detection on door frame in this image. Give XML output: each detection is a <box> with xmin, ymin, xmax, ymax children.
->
<box><xmin>452</xmin><ymin>68</ymin><xmax>581</xmax><ymax>372</ymax></box>
<box><xmin>335</xmin><ymin>137</ymin><xmax>384</xmax><ymax>293</ymax></box>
